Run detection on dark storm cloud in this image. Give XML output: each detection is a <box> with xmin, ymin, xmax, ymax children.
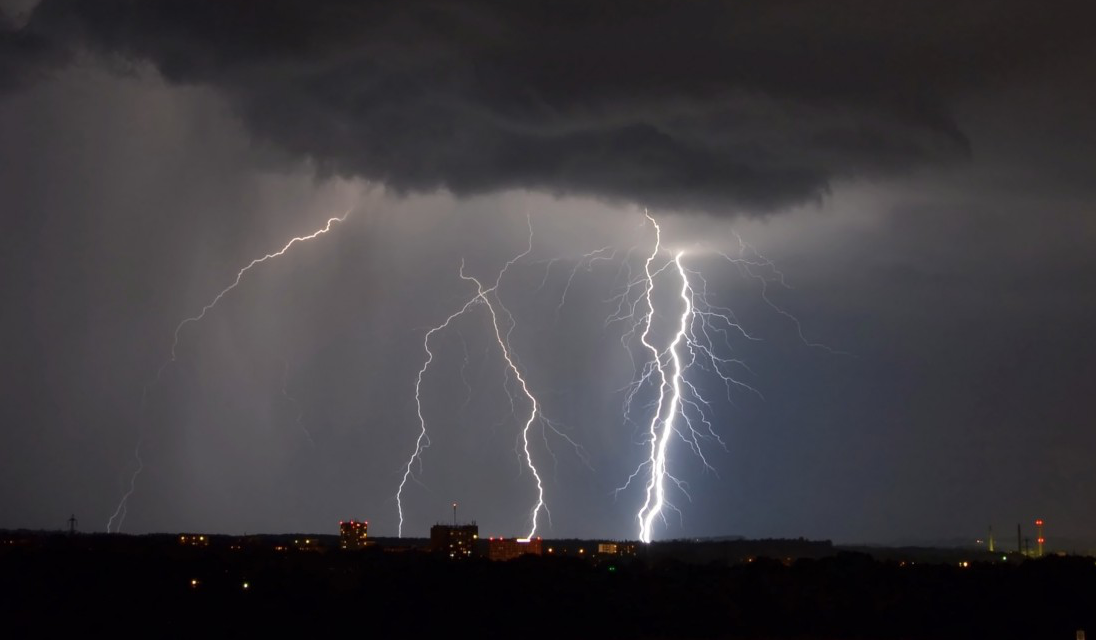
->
<box><xmin>0</xmin><ymin>8</ymin><xmax>66</xmax><ymax>92</ymax></box>
<box><xmin>8</xmin><ymin>0</ymin><xmax>1092</xmax><ymax>212</ymax></box>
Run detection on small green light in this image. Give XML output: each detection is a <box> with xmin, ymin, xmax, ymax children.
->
<box><xmin>608</xmin><ymin>566</ymin><xmax>616</xmax><ymax>572</ymax></box>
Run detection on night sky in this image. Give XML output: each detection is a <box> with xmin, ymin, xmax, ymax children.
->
<box><xmin>1</xmin><ymin>0</ymin><xmax>1094</xmax><ymax>544</ymax></box>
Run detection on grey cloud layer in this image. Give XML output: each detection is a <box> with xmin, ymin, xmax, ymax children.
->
<box><xmin>8</xmin><ymin>0</ymin><xmax>1092</xmax><ymax>213</ymax></box>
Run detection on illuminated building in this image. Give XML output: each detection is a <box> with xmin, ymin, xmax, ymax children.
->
<box><xmin>597</xmin><ymin>542</ymin><xmax>638</xmax><ymax>556</ymax></box>
<box><xmin>339</xmin><ymin>520</ymin><xmax>369</xmax><ymax>550</ymax></box>
<box><xmin>430</xmin><ymin>523</ymin><xmax>478</xmax><ymax>559</ymax></box>
<box><xmin>178</xmin><ymin>534</ymin><xmax>209</xmax><ymax>547</ymax></box>
<box><xmin>487</xmin><ymin>537</ymin><xmax>542</xmax><ymax>561</ymax></box>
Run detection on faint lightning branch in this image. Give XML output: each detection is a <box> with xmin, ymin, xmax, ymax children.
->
<box><xmin>719</xmin><ymin>231</ymin><xmax>846</xmax><ymax>354</ymax></box>
<box><xmin>281</xmin><ymin>359</ymin><xmax>315</xmax><ymax>447</ymax></box>
<box><xmin>107</xmin><ymin>210</ymin><xmax>352</xmax><ymax>533</ymax></box>
<box><xmin>456</xmin><ymin>332</ymin><xmax>474</xmax><ymax>411</ymax></box>
<box><xmin>538</xmin><ymin>414</ymin><xmax>592</xmax><ymax>477</ymax></box>
<box><xmin>164</xmin><ymin>212</ymin><xmax>351</xmax><ymax>367</ymax></box>
<box><xmin>106</xmin><ymin>440</ymin><xmax>143</xmax><ymax>534</ymax></box>
<box><xmin>554</xmin><ymin>246</ymin><xmax>616</xmax><ymax>322</ymax></box>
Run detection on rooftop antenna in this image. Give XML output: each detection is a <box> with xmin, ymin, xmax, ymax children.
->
<box><xmin>68</xmin><ymin>514</ymin><xmax>77</xmax><ymax>536</ymax></box>
<box><xmin>452</xmin><ymin>502</ymin><xmax>457</xmax><ymax>526</ymax></box>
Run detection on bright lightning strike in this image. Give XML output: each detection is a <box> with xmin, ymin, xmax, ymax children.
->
<box><xmin>615</xmin><ymin>211</ymin><xmax>823</xmax><ymax>543</ymax></box>
<box><xmin>623</xmin><ymin>214</ymin><xmax>692</xmax><ymax>542</ymax></box>
<box><xmin>107</xmin><ymin>211</ymin><xmax>351</xmax><ymax>533</ymax></box>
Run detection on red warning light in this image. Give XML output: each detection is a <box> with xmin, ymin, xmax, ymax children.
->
<box><xmin>1035</xmin><ymin>519</ymin><xmax>1044</xmax><ymax>526</ymax></box>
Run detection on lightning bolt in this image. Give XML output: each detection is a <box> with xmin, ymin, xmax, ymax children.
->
<box><xmin>397</xmin><ymin>293</ymin><xmax>482</xmax><ymax>538</ymax></box>
<box><xmin>397</xmin><ymin>216</ymin><xmax>581</xmax><ymax>539</ymax></box>
<box><xmin>106</xmin><ymin>439</ymin><xmax>143</xmax><ymax>535</ymax></box>
<box><xmin>163</xmin><ymin>211</ymin><xmax>351</xmax><ymax>368</ymax></box>
<box><xmin>616</xmin><ymin>213</ymin><xmax>689</xmax><ymax>542</ymax></box>
<box><xmin>636</xmin><ymin>251</ymin><xmax>696</xmax><ymax>542</ymax></box>
<box><xmin>614</xmin><ymin>210</ymin><xmax>826</xmax><ymax>542</ymax></box>
<box><xmin>462</xmin><ymin>266</ymin><xmax>548</xmax><ymax>540</ymax></box>
<box><xmin>107</xmin><ymin>210</ymin><xmax>351</xmax><ymax>533</ymax></box>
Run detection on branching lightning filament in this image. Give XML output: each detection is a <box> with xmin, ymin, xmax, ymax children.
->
<box><xmin>107</xmin><ymin>211</ymin><xmax>351</xmax><ymax>533</ymax></box>
<box><xmin>397</xmin><ymin>217</ymin><xmax>588</xmax><ymax>539</ymax></box>
<box><xmin>615</xmin><ymin>212</ymin><xmax>783</xmax><ymax>543</ymax></box>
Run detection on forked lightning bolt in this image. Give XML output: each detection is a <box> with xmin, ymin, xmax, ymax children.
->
<box><xmin>619</xmin><ymin>214</ymin><xmax>702</xmax><ymax>542</ymax></box>
<box><xmin>397</xmin><ymin>294</ymin><xmax>483</xmax><ymax>538</ymax></box>
<box><xmin>463</xmin><ymin>266</ymin><xmax>548</xmax><ymax>541</ymax></box>
<box><xmin>612</xmin><ymin>211</ymin><xmax>827</xmax><ymax>542</ymax></box>
<box><xmin>398</xmin><ymin>217</ymin><xmax>583</xmax><ymax>540</ymax></box>
<box><xmin>107</xmin><ymin>211</ymin><xmax>351</xmax><ymax>533</ymax></box>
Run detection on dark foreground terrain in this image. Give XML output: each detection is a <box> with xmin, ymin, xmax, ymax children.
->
<box><xmin>2</xmin><ymin>534</ymin><xmax>1094</xmax><ymax>639</ymax></box>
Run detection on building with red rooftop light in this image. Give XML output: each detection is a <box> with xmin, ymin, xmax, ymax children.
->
<box><xmin>339</xmin><ymin>520</ymin><xmax>369</xmax><ymax>550</ymax></box>
<box><xmin>487</xmin><ymin>536</ymin><xmax>543</xmax><ymax>561</ymax></box>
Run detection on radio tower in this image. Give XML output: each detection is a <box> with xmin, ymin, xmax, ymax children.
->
<box><xmin>1035</xmin><ymin>519</ymin><xmax>1045</xmax><ymax>557</ymax></box>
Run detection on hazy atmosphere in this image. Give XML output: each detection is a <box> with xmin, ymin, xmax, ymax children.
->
<box><xmin>2</xmin><ymin>0</ymin><xmax>1094</xmax><ymax>545</ymax></box>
